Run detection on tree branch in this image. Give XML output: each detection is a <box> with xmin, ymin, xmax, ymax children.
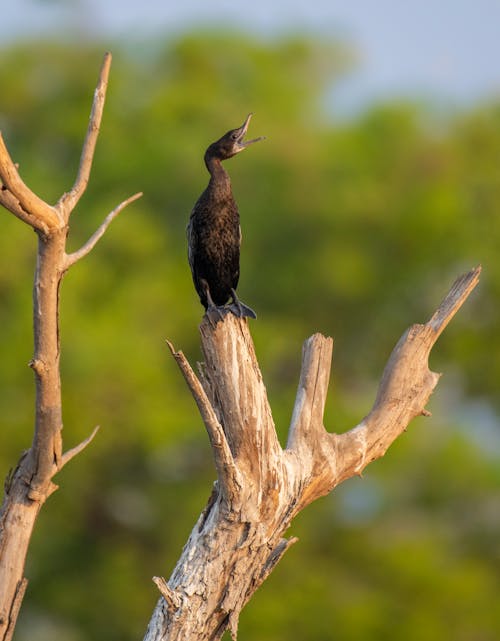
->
<box><xmin>0</xmin><ymin>187</ymin><xmax>50</xmax><ymax>235</ymax></box>
<box><xmin>0</xmin><ymin>134</ymin><xmax>61</xmax><ymax>231</ymax></box>
<box><xmin>332</xmin><ymin>266</ymin><xmax>481</xmax><ymax>481</ymax></box>
<box><xmin>62</xmin><ymin>192</ymin><xmax>143</xmax><ymax>270</ymax></box>
<box><xmin>0</xmin><ymin>52</ymin><xmax>142</xmax><ymax>641</ymax></box>
<box><xmin>428</xmin><ymin>265</ymin><xmax>481</xmax><ymax>338</ymax></box>
<box><xmin>199</xmin><ymin>317</ymin><xmax>283</xmax><ymax>482</ymax></box>
<box><xmin>287</xmin><ymin>333</ymin><xmax>334</xmax><ymax>451</ymax></box>
<box><xmin>147</xmin><ymin>267</ymin><xmax>480</xmax><ymax>640</ymax></box>
<box><xmin>57</xmin><ymin>52</ymin><xmax>113</xmax><ymax>219</ymax></box>
<box><xmin>2</xmin><ymin>578</ymin><xmax>28</xmax><ymax>641</ymax></box>
<box><xmin>152</xmin><ymin>576</ymin><xmax>182</xmax><ymax>613</ymax></box>
<box><xmin>166</xmin><ymin>340</ymin><xmax>242</xmax><ymax>503</ymax></box>
<box><xmin>60</xmin><ymin>425</ymin><xmax>100</xmax><ymax>470</ymax></box>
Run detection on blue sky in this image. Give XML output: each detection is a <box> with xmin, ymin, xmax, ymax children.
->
<box><xmin>5</xmin><ymin>0</ymin><xmax>500</xmax><ymax>113</ymax></box>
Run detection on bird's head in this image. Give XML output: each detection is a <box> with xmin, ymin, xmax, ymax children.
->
<box><xmin>205</xmin><ymin>114</ymin><xmax>265</xmax><ymax>162</ymax></box>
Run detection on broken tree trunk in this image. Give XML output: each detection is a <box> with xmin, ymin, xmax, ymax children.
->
<box><xmin>145</xmin><ymin>266</ymin><xmax>480</xmax><ymax>641</ymax></box>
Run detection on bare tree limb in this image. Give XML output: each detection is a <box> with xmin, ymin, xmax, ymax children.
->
<box><xmin>0</xmin><ymin>52</ymin><xmax>143</xmax><ymax>641</ymax></box>
<box><xmin>152</xmin><ymin>576</ymin><xmax>182</xmax><ymax>613</ymax></box>
<box><xmin>199</xmin><ymin>318</ymin><xmax>283</xmax><ymax>486</ymax></box>
<box><xmin>145</xmin><ymin>267</ymin><xmax>480</xmax><ymax>641</ymax></box>
<box><xmin>60</xmin><ymin>425</ymin><xmax>100</xmax><ymax>470</ymax></box>
<box><xmin>428</xmin><ymin>265</ymin><xmax>481</xmax><ymax>337</ymax></box>
<box><xmin>2</xmin><ymin>578</ymin><xmax>28</xmax><ymax>641</ymax></box>
<box><xmin>57</xmin><ymin>52</ymin><xmax>113</xmax><ymax>219</ymax></box>
<box><xmin>62</xmin><ymin>191</ymin><xmax>143</xmax><ymax>270</ymax></box>
<box><xmin>288</xmin><ymin>266</ymin><xmax>483</xmax><ymax>504</ymax></box>
<box><xmin>287</xmin><ymin>333</ymin><xmax>334</xmax><ymax>451</ymax></box>
<box><xmin>0</xmin><ymin>187</ymin><xmax>50</xmax><ymax>234</ymax></box>
<box><xmin>0</xmin><ymin>133</ymin><xmax>61</xmax><ymax>231</ymax></box>
<box><xmin>166</xmin><ymin>340</ymin><xmax>242</xmax><ymax>503</ymax></box>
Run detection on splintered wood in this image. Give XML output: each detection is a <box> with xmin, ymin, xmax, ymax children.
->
<box><xmin>149</xmin><ymin>266</ymin><xmax>480</xmax><ymax>641</ymax></box>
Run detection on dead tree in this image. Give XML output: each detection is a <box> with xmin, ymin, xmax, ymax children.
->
<box><xmin>145</xmin><ymin>267</ymin><xmax>479</xmax><ymax>640</ymax></box>
<box><xmin>0</xmin><ymin>53</ymin><xmax>480</xmax><ymax>641</ymax></box>
<box><xmin>0</xmin><ymin>53</ymin><xmax>141</xmax><ymax>641</ymax></box>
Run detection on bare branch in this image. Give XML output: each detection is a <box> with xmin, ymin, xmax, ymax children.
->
<box><xmin>428</xmin><ymin>265</ymin><xmax>481</xmax><ymax>338</ymax></box>
<box><xmin>332</xmin><ymin>266</ymin><xmax>481</xmax><ymax>487</ymax></box>
<box><xmin>62</xmin><ymin>192</ymin><xmax>143</xmax><ymax>270</ymax></box>
<box><xmin>0</xmin><ymin>188</ymin><xmax>50</xmax><ymax>234</ymax></box>
<box><xmin>0</xmin><ymin>133</ymin><xmax>61</xmax><ymax>231</ymax></box>
<box><xmin>59</xmin><ymin>425</ymin><xmax>100</xmax><ymax>470</ymax></box>
<box><xmin>199</xmin><ymin>315</ymin><xmax>282</xmax><ymax>470</ymax></box>
<box><xmin>152</xmin><ymin>577</ymin><xmax>182</xmax><ymax>612</ymax></box>
<box><xmin>57</xmin><ymin>52</ymin><xmax>113</xmax><ymax>218</ymax></box>
<box><xmin>166</xmin><ymin>340</ymin><xmax>242</xmax><ymax>502</ymax></box>
<box><xmin>3</xmin><ymin>578</ymin><xmax>28</xmax><ymax>641</ymax></box>
<box><xmin>145</xmin><ymin>268</ymin><xmax>480</xmax><ymax>640</ymax></box>
<box><xmin>287</xmin><ymin>333</ymin><xmax>333</xmax><ymax>451</ymax></box>
<box><xmin>0</xmin><ymin>53</ymin><xmax>141</xmax><ymax>641</ymax></box>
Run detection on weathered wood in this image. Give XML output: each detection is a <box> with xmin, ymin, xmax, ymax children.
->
<box><xmin>56</xmin><ymin>52</ymin><xmax>113</xmax><ymax>219</ymax></box>
<box><xmin>0</xmin><ymin>134</ymin><xmax>61</xmax><ymax>232</ymax></box>
<box><xmin>0</xmin><ymin>53</ymin><xmax>141</xmax><ymax>641</ymax></box>
<box><xmin>147</xmin><ymin>266</ymin><xmax>480</xmax><ymax>641</ymax></box>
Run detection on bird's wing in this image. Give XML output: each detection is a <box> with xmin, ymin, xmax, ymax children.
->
<box><xmin>186</xmin><ymin>215</ymin><xmax>195</xmax><ymax>272</ymax></box>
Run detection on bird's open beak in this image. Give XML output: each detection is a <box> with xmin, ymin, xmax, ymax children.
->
<box><xmin>236</xmin><ymin>113</ymin><xmax>265</xmax><ymax>149</ymax></box>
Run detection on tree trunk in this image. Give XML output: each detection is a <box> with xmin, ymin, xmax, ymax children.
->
<box><xmin>0</xmin><ymin>229</ymin><xmax>64</xmax><ymax>640</ymax></box>
<box><xmin>145</xmin><ymin>266</ymin><xmax>480</xmax><ymax>641</ymax></box>
<box><xmin>0</xmin><ymin>52</ymin><xmax>141</xmax><ymax>641</ymax></box>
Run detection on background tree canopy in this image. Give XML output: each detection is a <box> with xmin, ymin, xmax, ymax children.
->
<box><xmin>0</xmin><ymin>32</ymin><xmax>499</xmax><ymax>641</ymax></box>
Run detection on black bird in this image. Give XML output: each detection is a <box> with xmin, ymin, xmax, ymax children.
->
<box><xmin>187</xmin><ymin>114</ymin><xmax>264</xmax><ymax>322</ymax></box>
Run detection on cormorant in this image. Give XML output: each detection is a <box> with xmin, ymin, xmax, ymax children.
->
<box><xmin>187</xmin><ymin>113</ymin><xmax>264</xmax><ymax>323</ymax></box>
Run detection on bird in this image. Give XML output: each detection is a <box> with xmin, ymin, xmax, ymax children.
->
<box><xmin>187</xmin><ymin>113</ymin><xmax>264</xmax><ymax>324</ymax></box>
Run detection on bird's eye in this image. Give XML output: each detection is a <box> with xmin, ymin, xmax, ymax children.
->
<box><xmin>230</xmin><ymin>133</ymin><xmax>238</xmax><ymax>140</ymax></box>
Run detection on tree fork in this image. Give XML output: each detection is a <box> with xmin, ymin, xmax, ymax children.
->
<box><xmin>0</xmin><ymin>53</ymin><xmax>141</xmax><ymax>641</ymax></box>
<box><xmin>146</xmin><ymin>266</ymin><xmax>480</xmax><ymax>641</ymax></box>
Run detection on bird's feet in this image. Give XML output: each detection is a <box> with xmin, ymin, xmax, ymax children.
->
<box><xmin>202</xmin><ymin>280</ymin><xmax>228</xmax><ymax>328</ymax></box>
<box><xmin>201</xmin><ymin>282</ymin><xmax>256</xmax><ymax>326</ymax></box>
<box><xmin>228</xmin><ymin>289</ymin><xmax>257</xmax><ymax>319</ymax></box>
<box><xmin>205</xmin><ymin>304</ymin><xmax>230</xmax><ymax>328</ymax></box>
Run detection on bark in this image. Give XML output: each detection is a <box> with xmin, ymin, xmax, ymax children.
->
<box><xmin>0</xmin><ymin>53</ymin><xmax>141</xmax><ymax>641</ymax></box>
<box><xmin>145</xmin><ymin>266</ymin><xmax>480</xmax><ymax>641</ymax></box>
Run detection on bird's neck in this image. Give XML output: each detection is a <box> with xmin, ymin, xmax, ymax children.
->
<box><xmin>205</xmin><ymin>155</ymin><xmax>232</xmax><ymax>195</ymax></box>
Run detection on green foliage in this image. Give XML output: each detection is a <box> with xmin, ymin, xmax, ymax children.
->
<box><xmin>0</xmin><ymin>32</ymin><xmax>499</xmax><ymax>640</ymax></box>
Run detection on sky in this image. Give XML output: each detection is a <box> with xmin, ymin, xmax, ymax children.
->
<box><xmin>4</xmin><ymin>0</ymin><xmax>500</xmax><ymax>114</ymax></box>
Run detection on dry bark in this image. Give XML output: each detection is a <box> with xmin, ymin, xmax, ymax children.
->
<box><xmin>0</xmin><ymin>53</ymin><xmax>141</xmax><ymax>641</ymax></box>
<box><xmin>145</xmin><ymin>266</ymin><xmax>480</xmax><ymax>641</ymax></box>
